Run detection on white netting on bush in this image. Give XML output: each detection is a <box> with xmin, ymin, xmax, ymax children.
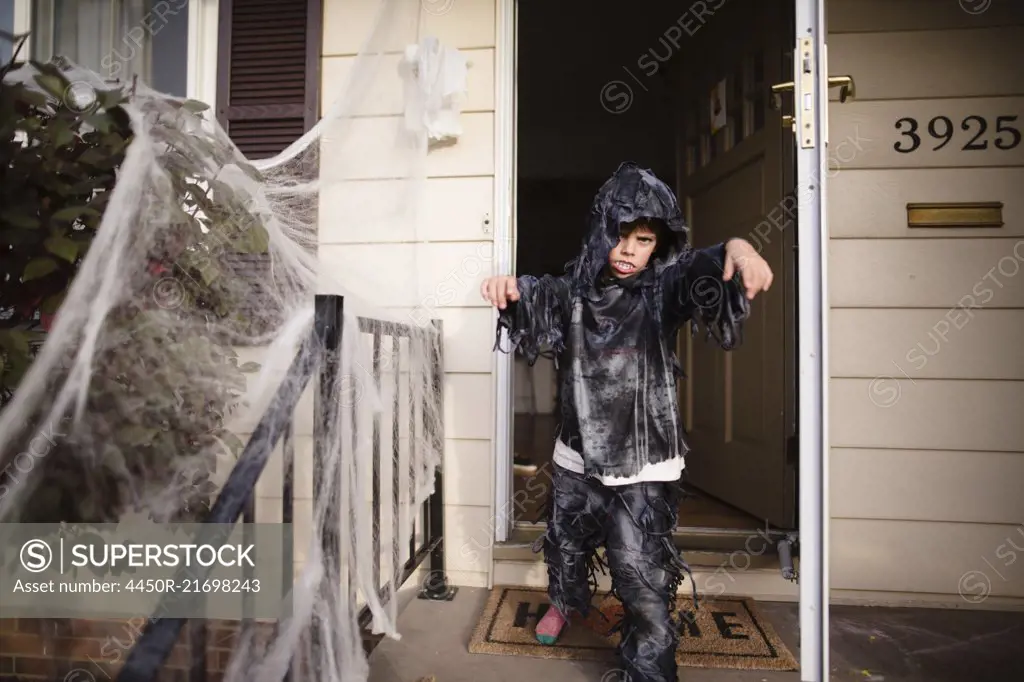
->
<box><xmin>0</xmin><ymin>0</ymin><xmax>451</xmax><ymax>680</ymax></box>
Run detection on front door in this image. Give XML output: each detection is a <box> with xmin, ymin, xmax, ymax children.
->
<box><xmin>671</xmin><ymin>0</ymin><xmax>796</xmax><ymax>529</ymax></box>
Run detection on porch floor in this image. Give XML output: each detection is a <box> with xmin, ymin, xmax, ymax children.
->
<box><xmin>367</xmin><ymin>587</ymin><xmax>1023</xmax><ymax>682</ymax></box>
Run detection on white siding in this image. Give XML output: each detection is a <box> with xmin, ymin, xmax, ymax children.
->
<box><xmin>316</xmin><ymin>0</ymin><xmax>498</xmax><ymax>589</ymax></box>
<box><xmin>827</xmin><ymin>0</ymin><xmax>1024</xmax><ymax>606</ymax></box>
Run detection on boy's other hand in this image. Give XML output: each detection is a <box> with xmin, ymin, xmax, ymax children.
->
<box><xmin>723</xmin><ymin>238</ymin><xmax>773</xmax><ymax>300</ymax></box>
<box><xmin>481</xmin><ymin>275</ymin><xmax>520</xmax><ymax>310</ymax></box>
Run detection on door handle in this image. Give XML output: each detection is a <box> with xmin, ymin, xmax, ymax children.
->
<box><xmin>769</xmin><ymin>82</ymin><xmax>795</xmax><ymax>128</ymax></box>
<box><xmin>769</xmin><ymin>75</ymin><xmax>856</xmax><ymax>128</ymax></box>
<box><xmin>827</xmin><ymin>75</ymin><xmax>855</xmax><ymax>103</ymax></box>
<box><xmin>769</xmin><ymin>81</ymin><xmax>793</xmax><ymax>111</ymax></box>
<box><xmin>771</xmin><ymin>76</ymin><xmax>856</xmax><ymax>104</ymax></box>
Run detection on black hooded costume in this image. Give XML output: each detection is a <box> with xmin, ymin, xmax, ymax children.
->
<box><xmin>493</xmin><ymin>162</ymin><xmax>750</xmax><ymax>682</ymax></box>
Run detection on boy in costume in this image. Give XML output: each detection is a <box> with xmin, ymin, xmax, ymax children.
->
<box><xmin>481</xmin><ymin>162</ymin><xmax>773</xmax><ymax>682</ymax></box>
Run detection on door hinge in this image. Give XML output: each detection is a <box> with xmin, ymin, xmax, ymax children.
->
<box><xmin>786</xmin><ymin>433</ymin><xmax>799</xmax><ymax>464</ymax></box>
<box><xmin>778</xmin><ymin>533</ymin><xmax>799</xmax><ymax>582</ymax></box>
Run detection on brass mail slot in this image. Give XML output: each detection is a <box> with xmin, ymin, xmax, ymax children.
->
<box><xmin>906</xmin><ymin>202</ymin><xmax>1004</xmax><ymax>228</ymax></box>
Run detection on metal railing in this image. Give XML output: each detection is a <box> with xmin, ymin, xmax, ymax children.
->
<box><xmin>115</xmin><ymin>294</ymin><xmax>453</xmax><ymax>682</ymax></box>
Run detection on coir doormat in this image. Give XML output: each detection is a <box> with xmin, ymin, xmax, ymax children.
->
<box><xmin>468</xmin><ymin>586</ymin><xmax>798</xmax><ymax>672</ymax></box>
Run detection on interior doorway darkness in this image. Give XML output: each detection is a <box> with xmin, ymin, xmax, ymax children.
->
<box><xmin>511</xmin><ymin>0</ymin><xmax>777</xmax><ymax>535</ymax></box>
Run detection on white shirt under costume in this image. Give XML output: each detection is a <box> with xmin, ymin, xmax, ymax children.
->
<box><xmin>552</xmin><ymin>437</ymin><xmax>684</xmax><ymax>486</ymax></box>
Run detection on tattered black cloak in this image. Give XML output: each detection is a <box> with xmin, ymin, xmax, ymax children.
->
<box><xmin>495</xmin><ymin>162</ymin><xmax>750</xmax><ymax>480</ymax></box>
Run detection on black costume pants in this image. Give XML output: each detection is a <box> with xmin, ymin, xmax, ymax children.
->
<box><xmin>538</xmin><ymin>463</ymin><xmax>694</xmax><ymax>682</ymax></box>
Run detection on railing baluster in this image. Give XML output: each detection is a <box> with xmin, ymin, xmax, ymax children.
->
<box><xmin>281</xmin><ymin>419</ymin><xmax>295</xmax><ymax>682</ymax></box>
<box><xmin>392</xmin><ymin>335</ymin><xmax>401</xmax><ymax>595</ymax></box>
<box><xmin>371</xmin><ymin>327</ymin><xmax>382</xmax><ymax>597</ymax></box>
<box><xmin>242</xmin><ymin>495</ymin><xmax>256</xmax><ymax>661</ymax></box>
<box><xmin>313</xmin><ymin>295</ymin><xmax>343</xmax><ymax>675</ymax></box>
<box><xmin>188</xmin><ymin>621</ymin><xmax>208</xmax><ymax>682</ymax></box>
<box><xmin>349</xmin><ymin>357</ymin><xmax>358</xmax><ymax>613</ymax></box>
<box><xmin>419</xmin><ymin>320</ymin><xmax>454</xmax><ymax>602</ymax></box>
<box><xmin>408</xmin><ymin>337</ymin><xmax>417</xmax><ymax>569</ymax></box>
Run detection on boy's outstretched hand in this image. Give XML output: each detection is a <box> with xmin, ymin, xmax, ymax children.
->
<box><xmin>481</xmin><ymin>275</ymin><xmax>520</xmax><ymax>310</ymax></box>
<box><xmin>723</xmin><ymin>238</ymin><xmax>773</xmax><ymax>300</ymax></box>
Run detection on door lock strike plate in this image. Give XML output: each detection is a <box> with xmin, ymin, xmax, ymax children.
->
<box><xmin>798</xmin><ymin>36</ymin><xmax>816</xmax><ymax>149</ymax></box>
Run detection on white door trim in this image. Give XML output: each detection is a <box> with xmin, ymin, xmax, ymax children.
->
<box><xmin>494</xmin><ymin>18</ymin><xmax>831</xmax><ymax>676</ymax></box>
<box><xmin>793</xmin><ymin>0</ymin><xmax>830</xmax><ymax>679</ymax></box>
<box><xmin>492</xmin><ymin>0</ymin><xmax>517</xmax><ymax>546</ymax></box>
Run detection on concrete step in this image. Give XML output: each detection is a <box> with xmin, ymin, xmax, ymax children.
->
<box><xmin>493</xmin><ymin>542</ymin><xmax>782</xmax><ymax>570</ymax></box>
<box><xmin>493</xmin><ymin>523</ymin><xmax>798</xmax><ymax>601</ymax></box>
<box><xmin>502</xmin><ymin>523</ymin><xmax>789</xmax><ymax>560</ymax></box>
<box><xmin>492</xmin><ymin>557</ymin><xmax>800</xmax><ymax>603</ymax></box>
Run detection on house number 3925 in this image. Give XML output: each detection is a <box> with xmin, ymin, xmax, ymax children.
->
<box><xmin>893</xmin><ymin>115</ymin><xmax>1021</xmax><ymax>153</ymax></box>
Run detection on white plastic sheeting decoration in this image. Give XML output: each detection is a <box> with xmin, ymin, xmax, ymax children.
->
<box><xmin>398</xmin><ymin>36</ymin><xmax>468</xmax><ymax>143</ymax></box>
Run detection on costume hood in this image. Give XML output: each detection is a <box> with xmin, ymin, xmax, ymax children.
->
<box><xmin>568</xmin><ymin>161</ymin><xmax>691</xmax><ymax>293</ymax></box>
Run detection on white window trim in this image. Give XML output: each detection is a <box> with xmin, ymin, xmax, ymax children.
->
<box><xmin>12</xmin><ymin>0</ymin><xmax>217</xmax><ymax>108</ymax></box>
<box><xmin>188</xmin><ymin>0</ymin><xmax>218</xmax><ymax>107</ymax></box>
<box><xmin>12</xmin><ymin>0</ymin><xmax>31</xmax><ymax>54</ymax></box>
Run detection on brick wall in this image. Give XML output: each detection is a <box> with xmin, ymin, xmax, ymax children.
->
<box><xmin>0</xmin><ymin>618</ymin><xmax>277</xmax><ymax>682</ymax></box>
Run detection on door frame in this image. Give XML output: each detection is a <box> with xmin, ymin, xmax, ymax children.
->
<box><xmin>492</xmin><ymin>4</ymin><xmax>830</xmax><ymax>674</ymax></box>
<box><xmin>491</xmin><ymin>0</ymin><xmax>517</xmax><ymax>546</ymax></box>
<box><xmin>793</xmin><ymin>0</ymin><xmax>830</xmax><ymax>679</ymax></box>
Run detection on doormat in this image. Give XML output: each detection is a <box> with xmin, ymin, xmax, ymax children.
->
<box><xmin>468</xmin><ymin>586</ymin><xmax>798</xmax><ymax>672</ymax></box>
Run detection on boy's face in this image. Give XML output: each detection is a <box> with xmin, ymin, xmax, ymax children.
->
<box><xmin>608</xmin><ymin>222</ymin><xmax>657</xmax><ymax>278</ymax></box>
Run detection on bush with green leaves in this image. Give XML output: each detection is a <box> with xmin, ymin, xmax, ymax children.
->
<box><xmin>0</xmin><ymin>53</ymin><xmax>270</xmax><ymax>524</ymax></box>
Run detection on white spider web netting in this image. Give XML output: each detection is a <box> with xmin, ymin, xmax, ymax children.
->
<box><xmin>0</xmin><ymin>0</ymin><xmax>454</xmax><ymax>679</ymax></box>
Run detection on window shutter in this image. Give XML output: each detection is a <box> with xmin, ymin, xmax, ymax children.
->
<box><xmin>214</xmin><ymin>0</ymin><xmax>322</xmax><ymax>340</ymax></box>
<box><xmin>216</xmin><ymin>0</ymin><xmax>322</xmax><ymax>159</ymax></box>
